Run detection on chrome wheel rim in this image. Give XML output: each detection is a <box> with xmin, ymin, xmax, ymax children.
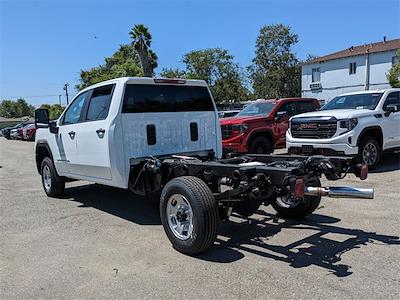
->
<box><xmin>43</xmin><ymin>165</ymin><xmax>52</xmax><ymax>192</ymax></box>
<box><xmin>362</xmin><ymin>143</ymin><xmax>377</xmax><ymax>166</ymax></box>
<box><xmin>166</xmin><ymin>194</ymin><xmax>193</xmax><ymax>240</ymax></box>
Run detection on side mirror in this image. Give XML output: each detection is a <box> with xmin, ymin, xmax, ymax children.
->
<box><xmin>35</xmin><ymin>109</ymin><xmax>49</xmax><ymax>128</ymax></box>
<box><xmin>35</xmin><ymin>109</ymin><xmax>59</xmax><ymax>134</ymax></box>
<box><xmin>275</xmin><ymin>111</ymin><xmax>288</xmax><ymax>121</ymax></box>
<box><xmin>385</xmin><ymin>104</ymin><xmax>400</xmax><ymax>113</ymax></box>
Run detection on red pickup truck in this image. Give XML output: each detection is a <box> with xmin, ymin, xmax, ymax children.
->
<box><xmin>220</xmin><ymin>98</ymin><xmax>320</xmax><ymax>154</ymax></box>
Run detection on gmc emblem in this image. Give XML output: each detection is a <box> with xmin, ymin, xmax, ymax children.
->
<box><xmin>299</xmin><ymin>123</ymin><xmax>319</xmax><ymax>129</ymax></box>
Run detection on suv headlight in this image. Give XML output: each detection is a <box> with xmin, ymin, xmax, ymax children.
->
<box><xmin>339</xmin><ymin>118</ymin><xmax>358</xmax><ymax>132</ymax></box>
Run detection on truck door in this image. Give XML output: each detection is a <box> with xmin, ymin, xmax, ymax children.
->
<box><xmin>55</xmin><ymin>91</ymin><xmax>90</xmax><ymax>175</ymax></box>
<box><xmin>73</xmin><ymin>84</ymin><xmax>115</xmax><ymax>180</ymax></box>
<box><xmin>274</xmin><ymin>101</ymin><xmax>295</xmax><ymax>147</ymax></box>
<box><xmin>382</xmin><ymin>91</ymin><xmax>400</xmax><ymax>149</ymax></box>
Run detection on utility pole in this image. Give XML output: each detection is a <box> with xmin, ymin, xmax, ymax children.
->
<box><xmin>364</xmin><ymin>49</ymin><xmax>370</xmax><ymax>90</ymax></box>
<box><xmin>63</xmin><ymin>83</ymin><xmax>69</xmax><ymax>105</ymax></box>
<box><xmin>58</xmin><ymin>94</ymin><xmax>62</xmax><ymax>106</ymax></box>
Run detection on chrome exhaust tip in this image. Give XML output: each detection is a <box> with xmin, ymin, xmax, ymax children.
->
<box><xmin>304</xmin><ymin>186</ymin><xmax>374</xmax><ymax>199</ymax></box>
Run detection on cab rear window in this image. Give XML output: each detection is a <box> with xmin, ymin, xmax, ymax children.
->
<box><xmin>122</xmin><ymin>84</ymin><xmax>214</xmax><ymax>113</ymax></box>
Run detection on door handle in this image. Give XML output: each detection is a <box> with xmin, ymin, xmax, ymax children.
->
<box><xmin>96</xmin><ymin>128</ymin><xmax>105</xmax><ymax>134</ymax></box>
<box><xmin>68</xmin><ymin>131</ymin><xmax>75</xmax><ymax>137</ymax></box>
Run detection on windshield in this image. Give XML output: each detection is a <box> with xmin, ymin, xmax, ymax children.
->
<box><xmin>237</xmin><ymin>102</ymin><xmax>276</xmax><ymax>117</ymax></box>
<box><xmin>322</xmin><ymin>93</ymin><xmax>383</xmax><ymax>110</ymax></box>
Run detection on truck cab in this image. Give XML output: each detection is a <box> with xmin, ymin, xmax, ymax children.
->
<box><xmin>220</xmin><ymin>98</ymin><xmax>320</xmax><ymax>154</ymax></box>
<box><xmin>35</xmin><ymin>77</ymin><xmax>222</xmax><ymax>189</ymax></box>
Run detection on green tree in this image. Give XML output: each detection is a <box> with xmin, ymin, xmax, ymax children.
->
<box><xmin>305</xmin><ymin>54</ymin><xmax>320</xmax><ymax>62</ymax></box>
<box><xmin>181</xmin><ymin>48</ymin><xmax>250</xmax><ymax>103</ymax></box>
<box><xmin>39</xmin><ymin>104</ymin><xmax>65</xmax><ymax>120</ymax></box>
<box><xmin>0</xmin><ymin>98</ymin><xmax>34</xmax><ymax>118</ymax></box>
<box><xmin>160</xmin><ymin>68</ymin><xmax>186</xmax><ymax>78</ymax></box>
<box><xmin>248</xmin><ymin>24</ymin><xmax>300</xmax><ymax>98</ymax></box>
<box><xmin>76</xmin><ymin>44</ymin><xmax>143</xmax><ymax>90</ymax></box>
<box><xmin>129</xmin><ymin>24</ymin><xmax>158</xmax><ymax>77</ymax></box>
<box><xmin>0</xmin><ymin>100</ymin><xmax>17</xmax><ymax>118</ymax></box>
<box><xmin>387</xmin><ymin>49</ymin><xmax>400</xmax><ymax>88</ymax></box>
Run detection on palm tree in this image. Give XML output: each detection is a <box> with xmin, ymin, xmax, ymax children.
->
<box><xmin>129</xmin><ymin>24</ymin><xmax>157</xmax><ymax>77</ymax></box>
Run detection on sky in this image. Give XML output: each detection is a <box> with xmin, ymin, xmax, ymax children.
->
<box><xmin>1</xmin><ymin>0</ymin><xmax>399</xmax><ymax>106</ymax></box>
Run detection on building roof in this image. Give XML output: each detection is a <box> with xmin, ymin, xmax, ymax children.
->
<box><xmin>304</xmin><ymin>38</ymin><xmax>400</xmax><ymax>65</ymax></box>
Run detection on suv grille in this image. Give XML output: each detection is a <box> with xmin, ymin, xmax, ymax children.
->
<box><xmin>291</xmin><ymin>118</ymin><xmax>337</xmax><ymax>139</ymax></box>
<box><xmin>221</xmin><ymin>125</ymin><xmax>232</xmax><ymax>140</ymax></box>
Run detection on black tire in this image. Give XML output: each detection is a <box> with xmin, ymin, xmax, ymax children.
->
<box><xmin>271</xmin><ymin>178</ymin><xmax>321</xmax><ymax>219</ymax></box>
<box><xmin>41</xmin><ymin>157</ymin><xmax>65</xmax><ymax>197</ymax></box>
<box><xmin>249</xmin><ymin>136</ymin><xmax>273</xmax><ymax>154</ymax></box>
<box><xmin>356</xmin><ymin>136</ymin><xmax>381</xmax><ymax>170</ymax></box>
<box><xmin>160</xmin><ymin>176</ymin><xmax>219</xmax><ymax>255</ymax></box>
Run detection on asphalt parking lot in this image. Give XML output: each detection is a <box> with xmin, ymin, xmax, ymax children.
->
<box><xmin>1</xmin><ymin>138</ymin><xmax>399</xmax><ymax>299</ymax></box>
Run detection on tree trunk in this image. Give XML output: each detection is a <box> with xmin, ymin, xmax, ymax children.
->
<box><xmin>136</xmin><ymin>45</ymin><xmax>153</xmax><ymax>77</ymax></box>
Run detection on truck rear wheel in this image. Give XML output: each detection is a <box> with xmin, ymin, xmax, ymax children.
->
<box><xmin>357</xmin><ymin>136</ymin><xmax>381</xmax><ymax>170</ymax></box>
<box><xmin>271</xmin><ymin>178</ymin><xmax>321</xmax><ymax>219</ymax></box>
<box><xmin>160</xmin><ymin>176</ymin><xmax>219</xmax><ymax>255</ymax></box>
<box><xmin>41</xmin><ymin>157</ymin><xmax>65</xmax><ymax>197</ymax></box>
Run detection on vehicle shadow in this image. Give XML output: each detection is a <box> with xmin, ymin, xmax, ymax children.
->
<box><xmin>197</xmin><ymin>211</ymin><xmax>400</xmax><ymax>277</ymax></box>
<box><xmin>62</xmin><ymin>184</ymin><xmax>399</xmax><ymax>277</ymax></box>
<box><xmin>371</xmin><ymin>153</ymin><xmax>400</xmax><ymax>173</ymax></box>
<box><xmin>63</xmin><ymin>184</ymin><xmax>161</xmax><ymax>225</ymax></box>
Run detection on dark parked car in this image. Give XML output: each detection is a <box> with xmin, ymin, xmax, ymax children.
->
<box><xmin>2</xmin><ymin>123</ymin><xmax>25</xmax><ymax>139</ymax></box>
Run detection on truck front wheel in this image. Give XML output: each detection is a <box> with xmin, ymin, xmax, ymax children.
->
<box><xmin>357</xmin><ymin>136</ymin><xmax>381</xmax><ymax>170</ymax></box>
<box><xmin>160</xmin><ymin>176</ymin><xmax>219</xmax><ymax>255</ymax></box>
<box><xmin>249</xmin><ymin>136</ymin><xmax>272</xmax><ymax>154</ymax></box>
<box><xmin>41</xmin><ymin>157</ymin><xmax>65</xmax><ymax>197</ymax></box>
<box><xmin>271</xmin><ymin>178</ymin><xmax>321</xmax><ymax>219</ymax></box>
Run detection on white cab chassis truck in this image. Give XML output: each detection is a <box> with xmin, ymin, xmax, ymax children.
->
<box><xmin>35</xmin><ymin>77</ymin><xmax>374</xmax><ymax>255</ymax></box>
<box><xmin>287</xmin><ymin>89</ymin><xmax>400</xmax><ymax>169</ymax></box>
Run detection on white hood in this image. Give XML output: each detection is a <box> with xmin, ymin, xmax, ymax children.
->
<box><xmin>292</xmin><ymin>109</ymin><xmax>374</xmax><ymax>120</ymax></box>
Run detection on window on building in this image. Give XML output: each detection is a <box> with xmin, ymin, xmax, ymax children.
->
<box><xmin>349</xmin><ymin>62</ymin><xmax>356</xmax><ymax>75</ymax></box>
<box><xmin>312</xmin><ymin>68</ymin><xmax>320</xmax><ymax>82</ymax></box>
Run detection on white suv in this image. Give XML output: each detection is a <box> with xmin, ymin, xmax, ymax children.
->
<box><xmin>286</xmin><ymin>89</ymin><xmax>400</xmax><ymax>169</ymax></box>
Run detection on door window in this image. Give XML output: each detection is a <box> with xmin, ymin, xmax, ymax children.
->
<box><xmin>383</xmin><ymin>92</ymin><xmax>399</xmax><ymax>110</ymax></box>
<box><xmin>295</xmin><ymin>101</ymin><xmax>316</xmax><ymax>114</ymax></box>
<box><xmin>86</xmin><ymin>84</ymin><xmax>115</xmax><ymax>121</ymax></box>
<box><xmin>277</xmin><ymin>102</ymin><xmax>295</xmax><ymax>117</ymax></box>
<box><xmin>62</xmin><ymin>91</ymin><xmax>90</xmax><ymax>125</ymax></box>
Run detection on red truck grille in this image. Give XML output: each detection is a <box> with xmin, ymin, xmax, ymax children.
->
<box><xmin>221</xmin><ymin>125</ymin><xmax>232</xmax><ymax>140</ymax></box>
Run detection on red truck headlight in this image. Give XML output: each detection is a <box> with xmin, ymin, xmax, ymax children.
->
<box><xmin>231</xmin><ymin>124</ymin><xmax>248</xmax><ymax>137</ymax></box>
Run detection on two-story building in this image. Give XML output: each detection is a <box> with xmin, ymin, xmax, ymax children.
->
<box><xmin>302</xmin><ymin>38</ymin><xmax>400</xmax><ymax>104</ymax></box>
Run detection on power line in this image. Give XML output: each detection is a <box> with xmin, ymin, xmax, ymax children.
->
<box><xmin>2</xmin><ymin>94</ymin><xmax>63</xmax><ymax>99</ymax></box>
